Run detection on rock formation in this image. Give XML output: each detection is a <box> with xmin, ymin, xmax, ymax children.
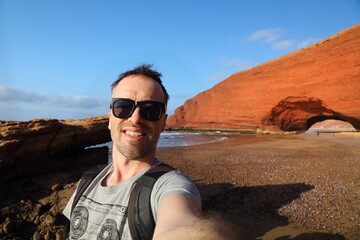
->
<box><xmin>167</xmin><ymin>24</ymin><xmax>360</xmax><ymax>133</ymax></box>
<box><xmin>0</xmin><ymin>116</ymin><xmax>111</xmax><ymax>183</ymax></box>
<box><xmin>260</xmin><ymin>96</ymin><xmax>360</xmax><ymax>132</ymax></box>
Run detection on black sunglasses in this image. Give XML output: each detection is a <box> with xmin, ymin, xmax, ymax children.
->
<box><xmin>110</xmin><ymin>98</ymin><xmax>166</xmax><ymax>121</ymax></box>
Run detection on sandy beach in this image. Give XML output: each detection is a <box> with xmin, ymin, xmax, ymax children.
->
<box><xmin>157</xmin><ymin>132</ymin><xmax>360</xmax><ymax>239</ymax></box>
<box><xmin>0</xmin><ymin>132</ymin><xmax>359</xmax><ymax>239</ymax></box>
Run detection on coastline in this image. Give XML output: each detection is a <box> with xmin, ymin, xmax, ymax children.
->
<box><xmin>0</xmin><ymin>132</ymin><xmax>359</xmax><ymax>239</ymax></box>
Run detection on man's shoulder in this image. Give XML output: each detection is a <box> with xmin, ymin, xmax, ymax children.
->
<box><xmin>150</xmin><ymin>167</ymin><xmax>202</xmax><ymax>221</ymax></box>
<box><xmin>152</xmin><ymin>168</ymin><xmax>200</xmax><ymax>200</ymax></box>
<box><xmin>156</xmin><ymin>170</ymin><xmax>197</xmax><ymax>190</ymax></box>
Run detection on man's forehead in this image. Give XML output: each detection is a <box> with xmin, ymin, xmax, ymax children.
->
<box><xmin>112</xmin><ymin>75</ymin><xmax>165</xmax><ymax>101</ymax></box>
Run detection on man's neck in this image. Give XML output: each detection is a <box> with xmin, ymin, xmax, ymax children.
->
<box><xmin>105</xmin><ymin>152</ymin><xmax>156</xmax><ymax>186</ymax></box>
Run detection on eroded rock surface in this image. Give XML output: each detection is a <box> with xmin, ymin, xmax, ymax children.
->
<box><xmin>167</xmin><ymin>24</ymin><xmax>360</xmax><ymax>133</ymax></box>
<box><xmin>260</xmin><ymin>96</ymin><xmax>360</xmax><ymax>133</ymax></box>
<box><xmin>0</xmin><ymin>116</ymin><xmax>110</xmax><ymax>183</ymax></box>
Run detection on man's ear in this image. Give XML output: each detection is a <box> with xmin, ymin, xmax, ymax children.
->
<box><xmin>108</xmin><ymin>111</ymin><xmax>112</xmax><ymax>130</ymax></box>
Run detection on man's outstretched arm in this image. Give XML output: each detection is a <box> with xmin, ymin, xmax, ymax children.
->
<box><xmin>153</xmin><ymin>194</ymin><xmax>241</xmax><ymax>240</ymax></box>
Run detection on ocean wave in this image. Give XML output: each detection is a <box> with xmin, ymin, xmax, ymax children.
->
<box><xmin>86</xmin><ymin>131</ymin><xmax>228</xmax><ymax>149</ymax></box>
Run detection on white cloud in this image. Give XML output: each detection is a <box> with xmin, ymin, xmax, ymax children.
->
<box><xmin>0</xmin><ymin>85</ymin><xmax>45</xmax><ymax>102</ymax></box>
<box><xmin>248</xmin><ymin>28</ymin><xmax>285</xmax><ymax>43</ymax></box>
<box><xmin>271</xmin><ymin>39</ymin><xmax>296</xmax><ymax>50</ymax></box>
<box><xmin>248</xmin><ymin>28</ymin><xmax>319</xmax><ymax>51</ymax></box>
<box><xmin>0</xmin><ymin>85</ymin><xmax>107</xmax><ymax>109</ymax></box>
<box><xmin>210</xmin><ymin>58</ymin><xmax>251</xmax><ymax>82</ymax></box>
<box><xmin>296</xmin><ymin>38</ymin><xmax>319</xmax><ymax>49</ymax></box>
<box><xmin>219</xmin><ymin>58</ymin><xmax>251</xmax><ymax>70</ymax></box>
<box><xmin>210</xmin><ymin>72</ymin><xmax>229</xmax><ymax>81</ymax></box>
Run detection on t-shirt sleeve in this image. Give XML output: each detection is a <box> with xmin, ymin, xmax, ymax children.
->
<box><xmin>150</xmin><ymin>170</ymin><xmax>202</xmax><ymax>222</ymax></box>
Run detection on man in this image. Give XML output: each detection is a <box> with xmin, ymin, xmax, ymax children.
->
<box><xmin>63</xmin><ymin>64</ymin><xmax>202</xmax><ymax>239</ymax></box>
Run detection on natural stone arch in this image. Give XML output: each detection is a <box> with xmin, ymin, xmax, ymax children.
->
<box><xmin>307</xmin><ymin>119</ymin><xmax>356</xmax><ymax>132</ymax></box>
<box><xmin>261</xmin><ymin>96</ymin><xmax>360</xmax><ymax>133</ymax></box>
<box><xmin>305</xmin><ymin>116</ymin><xmax>358</xmax><ymax>131</ymax></box>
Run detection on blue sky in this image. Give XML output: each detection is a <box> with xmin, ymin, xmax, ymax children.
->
<box><xmin>1</xmin><ymin>0</ymin><xmax>359</xmax><ymax>121</ymax></box>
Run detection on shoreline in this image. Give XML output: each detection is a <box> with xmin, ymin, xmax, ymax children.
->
<box><xmin>0</xmin><ymin>133</ymin><xmax>359</xmax><ymax>239</ymax></box>
<box><xmin>157</xmin><ymin>133</ymin><xmax>360</xmax><ymax>239</ymax></box>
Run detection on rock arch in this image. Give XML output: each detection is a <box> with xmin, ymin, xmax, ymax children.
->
<box><xmin>305</xmin><ymin>116</ymin><xmax>358</xmax><ymax>131</ymax></box>
<box><xmin>261</xmin><ymin>96</ymin><xmax>360</xmax><ymax>133</ymax></box>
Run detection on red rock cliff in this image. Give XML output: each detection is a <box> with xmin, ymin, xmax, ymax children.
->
<box><xmin>167</xmin><ymin>25</ymin><xmax>360</xmax><ymax>133</ymax></box>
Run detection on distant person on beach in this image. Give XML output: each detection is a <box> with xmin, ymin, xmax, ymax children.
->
<box><xmin>62</xmin><ymin>64</ymin><xmax>237</xmax><ymax>240</ymax></box>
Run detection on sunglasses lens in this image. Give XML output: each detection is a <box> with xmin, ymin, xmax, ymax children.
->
<box><xmin>111</xmin><ymin>99</ymin><xmax>164</xmax><ymax>121</ymax></box>
<box><xmin>113</xmin><ymin>100</ymin><xmax>134</xmax><ymax>118</ymax></box>
<box><xmin>140</xmin><ymin>102</ymin><xmax>163</xmax><ymax>121</ymax></box>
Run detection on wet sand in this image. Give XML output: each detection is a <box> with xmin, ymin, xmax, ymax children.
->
<box><xmin>157</xmin><ymin>132</ymin><xmax>360</xmax><ymax>239</ymax></box>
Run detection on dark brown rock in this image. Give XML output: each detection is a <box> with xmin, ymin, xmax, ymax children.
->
<box><xmin>33</xmin><ymin>231</ymin><xmax>41</xmax><ymax>240</ymax></box>
<box><xmin>0</xmin><ymin>116</ymin><xmax>111</xmax><ymax>184</ymax></box>
<box><xmin>52</xmin><ymin>212</ymin><xmax>68</xmax><ymax>226</ymax></box>
<box><xmin>167</xmin><ymin>24</ymin><xmax>360</xmax><ymax>133</ymax></box>
<box><xmin>51</xmin><ymin>184</ymin><xmax>63</xmax><ymax>192</ymax></box>
<box><xmin>3</xmin><ymin>220</ymin><xmax>16</xmax><ymax>233</ymax></box>
<box><xmin>44</xmin><ymin>231</ymin><xmax>55</xmax><ymax>240</ymax></box>
<box><xmin>44</xmin><ymin>213</ymin><xmax>55</xmax><ymax>225</ymax></box>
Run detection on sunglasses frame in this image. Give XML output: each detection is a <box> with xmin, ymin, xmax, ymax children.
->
<box><xmin>110</xmin><ymin>98</ymin><xmax>166</xmax><ymax>121</ymax></box>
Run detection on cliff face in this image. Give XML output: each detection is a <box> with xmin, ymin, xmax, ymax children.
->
<box><xmin>0</xmin><ymin>116</ymin><xmax>111</xmax><ymax>183</ymax></box>
<box><xmin>167</xmin><ymin>25</ymin><xmax>360</xmax><ymax>133</ymax></box>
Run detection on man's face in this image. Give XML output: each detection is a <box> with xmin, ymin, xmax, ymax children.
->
<box><xmin>108</xmin><ymin>75</ymin><xmax>167</xmax><ymax>160</ymax></box>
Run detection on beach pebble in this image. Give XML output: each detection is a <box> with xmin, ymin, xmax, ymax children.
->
<box><xmin>33</xmin><ymin>231</ymin><xmax>41</xmax><ymax>240</ymax></box>
<box><xmin>44</xmin><ymin>231</ymin><xmax>55</xmax><ymax>240</ymax></box>
<box><xmin>53</xmin><ymin>212</ymin><xmax>68</xmax><ymax>225</ymax></box>
<box><xmin>51</xmin><ymin>183</ymin><xmax>63</xmax><ymax>191</ymax></box>
<box><xmin>33</xmin><ymin>216</ymin><xmax>40</xmax><ymax>225</ymax></box>
<box><xmin>3</xmin><ymin>220</ymin><xmax>16</xmax><ymax>233</ymax></box>
<box><xmin>44</xmin><ymin>213</ymin><xmax>56</xmax><ymax>225</ymax></box>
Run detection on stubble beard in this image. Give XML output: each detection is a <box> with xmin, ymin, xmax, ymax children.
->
<box><xmin>116</xmin><ymin>128</ymin><xmax>160</xmax><ymax>161</ymax></box>
<box><xmin>116</xmin><ymin>140</ymin><xmax>153</xmax><ymax>160</ymax></box>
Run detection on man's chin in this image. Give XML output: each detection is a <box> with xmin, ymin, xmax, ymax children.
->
<box><xmin>118</xmin><ymin>146</ymin><xmax>149</xmax><ymax>160</ymax></box>
<box><xmin>115</xmin><ymin>140</ymin><xmax>158</xmax><ymax>159</ymax></box>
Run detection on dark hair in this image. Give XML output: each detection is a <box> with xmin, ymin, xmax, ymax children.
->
<box><xmin>111</xmin><ymin>64</ymin><xmax>169</xmax><ymax>104</ymax></box>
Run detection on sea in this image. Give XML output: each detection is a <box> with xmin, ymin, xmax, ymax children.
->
<box><xmin>86</xmin><ymin>131</ymin><xmax>229</xmax><ymax>163</ymax></box>
<box><xmin>87</xmin><ymin>131</ymin><xmax>229</xmax><ymax>149</ymax></box>
<box><xmin>158</xmin><ymin>131</ymin><xmax>228</xmax><ymax>147</ymax></box>
<box><xmin>88</xmin><ymin>128</ymin><xmax>357</xmax><ymax>150</ymax></box>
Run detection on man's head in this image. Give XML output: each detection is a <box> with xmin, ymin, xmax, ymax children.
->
<box><xmin>111</xmin><ymin>64</ymin><xmax>169</xmax><ymax>105</ymax></box>
<box><xmin>108</xmin><ymin>64</ymin><xmax>169</xmax><ymax>161</ymax></box>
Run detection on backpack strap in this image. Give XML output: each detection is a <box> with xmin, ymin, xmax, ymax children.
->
<box><xmin>71</xmin><ymin>164</ymin><xmax>107</xmax><ymax>213</ymax></box>
<box><xmin>128</xmin><ymin>163</ymin><xmax>175</xmax><ymax>240</ymax></box>
<box><xmin>62</xmin><ymin>164</ymin><xmax>107</xmax><ymax>240</ymax></box>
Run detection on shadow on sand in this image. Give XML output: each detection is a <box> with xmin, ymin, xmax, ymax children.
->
<box><xmin>197</xmin><ymin>182</ymin><xmax>345</xmax><ymax>240</ymax></box>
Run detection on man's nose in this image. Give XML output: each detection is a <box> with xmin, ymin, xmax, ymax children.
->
<box><xmin>128</xmin><ymin>106</ymin><xmax>143</xmax><ymax>124</ymax></box>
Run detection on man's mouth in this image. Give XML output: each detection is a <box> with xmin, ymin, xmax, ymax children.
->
<box><xmin>124</xmin><ymin>130</ymin><xmax>146</xmax><ymax>137</ymax></box>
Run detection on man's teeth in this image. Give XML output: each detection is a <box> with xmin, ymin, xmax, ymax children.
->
<box><xmin>125</xmin><ymin>131</ymin><xmax>144</xmax><ymax>137</ymax></box>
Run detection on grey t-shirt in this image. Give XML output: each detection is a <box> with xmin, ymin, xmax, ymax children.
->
<box><xmin>63</xmin><ymin>160</ymin><xmax>201</xmax><ymax>239</ymax></box>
